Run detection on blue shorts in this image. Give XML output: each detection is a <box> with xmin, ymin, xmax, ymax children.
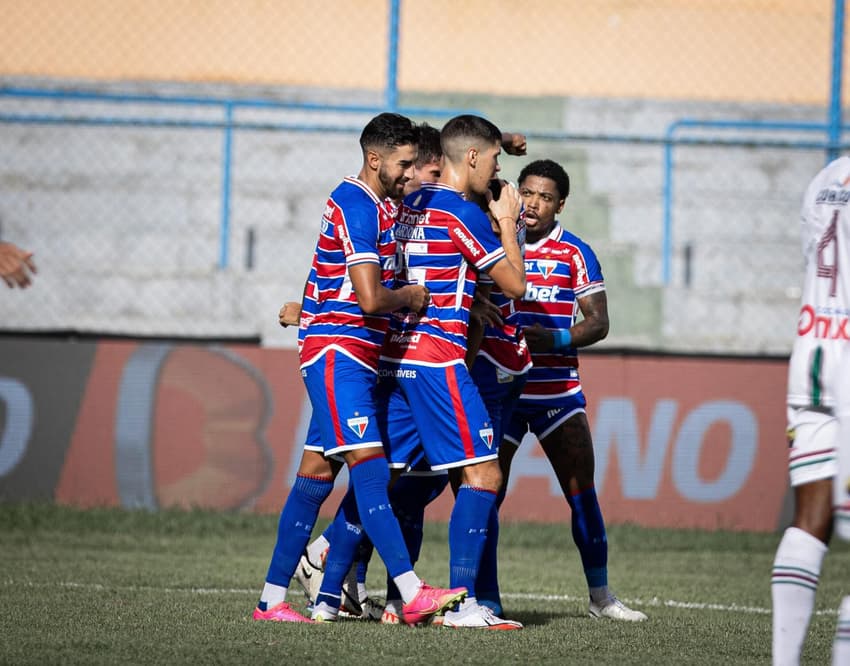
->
<box><xmin>303</xmin><ymin>412</ymin><xmax>323</xmax><ymax>453</ymax></box>
<box><xmin>379</xmin><ymin>360</ymin><xmax>498</xmax><ymax>470</ymax></box>
<box><xmin>376</xmin><ymin>374</ymin><xmax>421</xmax><ymax>471</ymax></box>
<box><xmin>470</xmin><ymin>356</ymin><xmax>527</xmax><ymax>449</ymax></box>
<box><xmin>302</xmin><ymin>349</ymin><xmax>384</xmax><ymax>457</ymax></box>
<box><xmin>503</xmin><ymin>390</ymin><xmax>587</xmax><ymax>446</ymax></box>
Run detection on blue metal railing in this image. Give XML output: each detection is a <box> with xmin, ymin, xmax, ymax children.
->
<box><xmin>0</xmin><ymin>85</ymin><xmax>469</xmax><ymax>268</ymax></box>
<box><xmin>0</xmin><ymin>0</ymin><xmax>845</xmax><ymax>280</ymax></box>
<box><xmin>661</xmin><ymin>120</ymin><xmax>850</xmax><ymax>284</ymax></box>
<box><xmin>828</xmin><ymin>0</ymin><xmax>846</xmax><ymax>162</ymax></box>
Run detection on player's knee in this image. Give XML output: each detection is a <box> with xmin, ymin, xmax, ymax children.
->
<box><xmin>461</xmin><ymin>459</ymin><xmax>502</xmax><ymax>492</ymax></box>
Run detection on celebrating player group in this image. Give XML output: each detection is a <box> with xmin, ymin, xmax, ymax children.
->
<box><xmin>252</xmin><ymin>112</ymin><xmax>648</xmax><ymax>629</ymax></box>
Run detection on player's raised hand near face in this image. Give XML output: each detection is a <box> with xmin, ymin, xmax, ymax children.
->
<box><xmin>488</xmin><ymin>181</ymin><xmax>522</xmax><ymax>236</ymax></box>
<box><xmin>501</xmin><ymin>132</ymin><xmax>527</xmax><ymax>156</ymax></box>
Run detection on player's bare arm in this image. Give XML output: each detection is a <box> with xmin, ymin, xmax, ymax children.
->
<box><xmin>501</xmin><ymin>132</ymin><xmax>527</xmax><ymax>156</ymax></box>
<box><xmin>523</xmin><ymin>291</ymin><xmax>609</xmax><ymax>352</ymax></box>
<box><xmin>348</xmin><ymin>262</ymin><xmax>430</xmax><ymax>314</ymax></box>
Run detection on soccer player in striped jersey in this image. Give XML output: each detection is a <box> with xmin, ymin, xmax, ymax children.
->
<box><xmin>772</xmin><ymin>156</ymin><xmax>850</xmax><ymax>665</ymax></box>
<box><xmin>254</xmin><ymin>113</ymin><xmax>466</xmax><ymax>625</ymax></box>
<box><xmin>379</xmin><ymin>114</ymin><xmax>526</xmax><ymax>629</ymax></box>
<box><xmin>499</xmin><ymin>159</ymin><xmax>647</xmax><ymax>622</ymax></box>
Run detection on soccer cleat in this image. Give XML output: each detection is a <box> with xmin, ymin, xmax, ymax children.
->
<box><xmin>381</xmin><ymin>600</ymin><xmax>403</xmax><ymax>625</ymax></box>
<box><xmin>478</xmin><ymin>598</ymin><xmax>504</xmax><ymax>617</ymax></box>
<box><xmin>441</xmin><ymin>602</ymin><xmax>522</xmax><ymax>630</ymax></box>
<box><xmin>359</xmin><ymin>596</ymin><xmax>385</xmax><ymax>621</ymax></box>
<box><xmin>401</xmin><ymin>582</ymin><xmax>467</xmax><ymax>626</ymax></box>
<box><xmin>311</xmin><ymin>601</ymin><xmax>339</xmax><ymax>623</ymax></box>
<box><xmin>589</xmin><ymin>594</ymin><xmax>648</xmax><ymax>622</ymax></box>
<box><xmin>252</xmin><ymin>601</ymin><xmax>314</xmax><ymax>623</ymax></box>
<box><xmin>338</xmin><ymin>564</ymin><xmax>363</xmax><ymax>617</ymax></box>
<box><xmin>293</xmin><ymin>550</ymin><xmax>326</xmax><ymax>604</ymax></box>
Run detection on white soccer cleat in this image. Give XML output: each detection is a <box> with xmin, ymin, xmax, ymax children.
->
<box><xmin>589</xmin><ymin>594</ymin><xmax>647</xmax><ymax>622</ymax></box>
<box><xmin>311</xmin><ymin>601</ymin><xmax>339</xmax><ymax>623</ymax></box>
<box><xmin>441</xmin><ymin>602</ymin><xmax>523</xmax><ymax>630</ymax></box>
<box><xmin>293</xmin><ymin>551</ymin><xmax>325</xmax><ymax>604</ymax></box>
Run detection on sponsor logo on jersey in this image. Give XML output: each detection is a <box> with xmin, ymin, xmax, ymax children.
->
<box><xmin>479</xmin><ymin>426</ymin><xmax>494</xmax><ymax>449</ymax></box>
<box><xmin>347</xmin><ymin>415</ymin><xmax>369</xmax><ymax>438</ymax></box>
<box><xmin>536</xmin><ymin>259</ymin><xmax>557</xmax><ymax>280</ymax></box>
<box><xmin>524</xmin><ymin>282</ymin><xmax>561</xmax><ymax>302</ymax></box>
<box><xmin>398</xmin><ymin>208</ymin><xmax>431</xmax><ymax>227</ymax></box>
<box><xmin>573</xmin><ymin>253</ymin><xmax>588</xmax><ymax>287</ymax></box>
<box><xmin>797</xmin><ymin>304</ymin><xmax>850</xmax><ymax>340</ymax></box>
<box><xmin>338</xmin><ymin>222</ymin><xmax>354</xmax><ymax>256</ymax></box>
<box><xmin>379</xmin><ymin>366</ymin><xmax>418</xmax><ymax>379</ymax></box>
<box><xmin>452</xmin><ymin>226</ymin><xmax>481</xmax><ymax>258</ymax></box>
<box><xmin>816</xmin><ymin>187</ymin><xmax>850</xmax><ymax>204</ymax></box>
<box><xmin>392</xmin><ymin>332</ymin><xmax>419</xmax><ymax>344</ymax></box>
<box><xmin>547</xmin><ymin>407</ymin><xmax>562</xmax><ymax>419</ymax></box>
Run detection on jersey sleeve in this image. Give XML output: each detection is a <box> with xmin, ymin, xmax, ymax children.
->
<box><xmin>571</xmin><ymin>238</ymin><xmax>605</xmax><ymax>298</ymax></box>
<box><xmin>337</xmin><ymin>200</ymin><xmax>381</xmax><ymax>267</ymax></box>
<box><xmin>447</xmin><ymin>202</ymin><xmax>506</xmax><ymax>271</ymax></box>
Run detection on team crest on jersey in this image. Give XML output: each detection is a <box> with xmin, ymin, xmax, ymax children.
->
<box><xmin>347</xmin><ymin>416</ymin><xmax>369</xmax><ymax>438</ymax></box>
<box><xmin>479</xmin><ymin>426</ymin><xmax>495</xmax><ymax>449</ymax></box>
<box><xmin>536</xmin><ymin>259</ymin><xmax>557</xmax><ymax>280</ymax></box>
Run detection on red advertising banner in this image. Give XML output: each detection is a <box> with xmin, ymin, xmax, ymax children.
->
<box><xmin>0</xmin><ymin>339</ymin><xmax>789</xmax><ymax>531</ymax></box>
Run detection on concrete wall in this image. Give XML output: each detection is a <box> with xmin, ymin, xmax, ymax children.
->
<box><xmin>1</xmin><ymin>80</ymin><xmax>823</xmax><ymax>354</ymax></box>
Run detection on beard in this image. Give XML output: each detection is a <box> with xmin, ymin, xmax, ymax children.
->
<box><xmin>378</xmin><ymin>166</ymin><xmax>405</xmax><ymax>200</ymax></box>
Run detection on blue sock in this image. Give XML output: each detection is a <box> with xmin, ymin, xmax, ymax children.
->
<box><xmin>315</xmin><ymin>485</ymin><xmax>363</xmax><ymax>611</ymax></box>
<box><xmin>567</xmin><ymin>485</ymin><xmax>608</xmax><ymax>589</ymax></box>
<box><xmin>384</xmin><ymin>473</ymin><xmax>447</xmax><ymax>599</ymax></box>
<box><xmin>262</xmin><ymin>474</ymin><xmax>333</xmax><ymax>607</ymax></box>
<box><xmin>449</xmin><ymin>485</ymin><xmax>498</xmax><ymax>596</ymax></box>
<box><xmin>475</xmin><ymin>499</ymin><xmax>503</xmax><ymax>613</ymax></box>
<box><xmin>350</xmin><ymin>455</ymin><xmax>412</xmax><ymax>579</ymax></box>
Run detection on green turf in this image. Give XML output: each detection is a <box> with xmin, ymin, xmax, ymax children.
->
<box><xmin>1</xmin><ymin>502</ymin><xmax>847</xmax><ymax>664</ymax></box>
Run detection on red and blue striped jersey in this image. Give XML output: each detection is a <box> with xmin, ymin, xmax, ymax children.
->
<box><xmin>477</xmin><ymin>213</ymin><xmax>532</xmax><ymax>375</ymax></box>
<box><xmin>517</xmin><ymin>224</ymin><xmax>605</xmax><ymax>400</ymax></box>
<box><xmin>300</xmin><ymin>177</ymin><xmax>398</xmax><ymax>370</ymax></box>
<box><xmin>382</xmin><ymin>183</ymin><xmax>508</xmax><ymax>365</ymax></box>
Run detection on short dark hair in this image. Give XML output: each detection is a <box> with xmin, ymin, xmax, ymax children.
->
<box><xmin>415</xmin><ymin>122</ymin><xmax>442</xmax><ymax>167</ymax></box>
<box><xmin>359</xmin><ymin>113</ymin><xmax>418</xmax><ymax>153</ymax></box>
<box><xmin>440</xmin><ymin>114</ymin><xmax>502</xmax><ymax>162</ymax></box>
<box><xmin>518</xmin><ymin>159</ymin><xmax>570</xmax><ymax>200</ymax></box>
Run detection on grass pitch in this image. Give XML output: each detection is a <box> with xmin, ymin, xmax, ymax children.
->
<box><xmin>1</xmin><ymin>502</ymin><xmax>847</xmax><ymax>664</ymax></box>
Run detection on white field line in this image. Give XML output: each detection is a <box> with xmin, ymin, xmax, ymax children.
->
<box><xmin>1</xmin><ymin>579</ymin><xmax>839</xmax><ymax>617</ymax></box>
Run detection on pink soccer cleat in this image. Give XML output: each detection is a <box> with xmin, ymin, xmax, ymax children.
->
<box><xmin>402</xmin><ymin>582</ymin><xmax>467</xmax><ymax>626</ymax></box>
<box><xmin>252</xmin><ymin>601</ymin><xmax>315</xmax><ymax>623</ymax></box>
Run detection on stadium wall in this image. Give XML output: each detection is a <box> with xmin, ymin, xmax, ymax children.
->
<box><xmin>0</xmin><ymin>337</ymin><xmax>789</xmax><ymax>532</ymax></box>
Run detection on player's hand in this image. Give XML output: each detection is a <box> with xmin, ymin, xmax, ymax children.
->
<box><xmin>405</xmin><ymin>284</ymin><xmax>430</xmax><ymax>313</ymax></box>
<box><xmin>278</xmin><ymin>301</ymin><xmax>302</xmax><ymax>327</ymax></box>
<box><xmin>0</xmin><ymin>242</ymin><xmax>37</xmax><ymax>289</ymax></box>
<box><xmin>470</xmin><ymin>295</ymin><xmax>503</xmax><ymax>328</ymax></box>
<box><xmin>522</xmin><ymin>322</ymin><xmax>556</xmax><ymax>352</ymax></box>
<box><xmin>488</xmin><ymin>181</ymin><xmax>522</xmax><ymax>231</ymax></box>
<box><xmin>502</xmin><ymin>132</ymin><xmax>527</xmax><ymax>156</ymax></box>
